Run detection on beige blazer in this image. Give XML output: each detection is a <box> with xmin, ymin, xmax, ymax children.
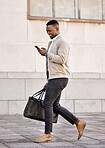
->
<box><xmin>47</xmin><ymin>35</ymin><xmax>70</xmax><ymax>79</ymax></box>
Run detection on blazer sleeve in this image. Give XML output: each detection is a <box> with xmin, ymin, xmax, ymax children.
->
<box><xmin>47</xmin><ymin>41</ymin><xmax>70</xmax><ymax>64</ymax></box>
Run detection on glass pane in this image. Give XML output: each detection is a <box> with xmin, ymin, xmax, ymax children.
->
<box><xmin>80</xmin><ymin>0</ymin><xmax>102</xmax><ymax>20</ymax></box>
<box><xmin>103</xmin><ymin>0</ymin><xmax>105</xmax><ymax>20</ymax></box>
<box><xmin>55</xmin><ymin>0</ymin><xmax>75</xmax><ymax>18</ymax></box>
<box><xmin>30</xmin><ymin>0</ymin><xmax>52</xmax><ymax>17</ymax></box>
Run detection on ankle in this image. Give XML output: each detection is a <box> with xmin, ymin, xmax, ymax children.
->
<box><xmin>75</xmin><ymin>120</ymin><xmax>80</xmax><ymax>126</ymax></box>
<box><xmin>45</xmin><ymin>132</ymin><xmax>51</xmax><ymax>135</ymax></box>
<box><xmin>44</xmin><ymin>133</ymin><xmax>51</xmax><ymax>138</ymax></box>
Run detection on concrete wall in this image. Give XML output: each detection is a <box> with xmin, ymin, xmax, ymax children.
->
<box><xmin>0</xmin><ymin>0</ymin><xmax>105</xmax><ymax>114</ymax></box>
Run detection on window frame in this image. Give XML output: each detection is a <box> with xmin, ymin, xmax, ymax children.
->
<box><xmin>27</xmin><ymin>0</ymin><xmax>105</xmax><ymax>24</ymax></box>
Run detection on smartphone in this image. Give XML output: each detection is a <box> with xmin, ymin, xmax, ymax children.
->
<box><xmin>35</xmin><ymin>46</ymin><xmax>40</xmax><ymax>50</ymax></box>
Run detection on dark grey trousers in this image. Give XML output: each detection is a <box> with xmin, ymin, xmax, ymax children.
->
<box><xmin>43</xmin><ymin>78</ymin><xmax>78</xmax><ymax>133</ymax></box>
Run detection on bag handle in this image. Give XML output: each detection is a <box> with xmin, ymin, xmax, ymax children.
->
<box><xmin>38</xmin><ymin>90</ymin><xmax>45</xmax><ymax>100</ymax></box>
<box><xmin>32</xmin><ymin>88</ymin><xmax>45</xmax><ymax>97</ymax></box>
<box><xmin>32</xmin><ymin>88</ymin><xmax>45</xmax><ymax>100</ymax></box>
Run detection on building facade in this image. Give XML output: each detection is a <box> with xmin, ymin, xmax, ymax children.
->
<box><xmin>0</xmin><ymin>0</ymin><xmax>105</xmax><ymax>114</ymax></box>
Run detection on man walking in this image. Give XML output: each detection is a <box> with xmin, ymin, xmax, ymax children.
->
<box><xmin>34</xmin><ymin>20</ymin><xmax>86</xmax><ymax>143</ymax></box>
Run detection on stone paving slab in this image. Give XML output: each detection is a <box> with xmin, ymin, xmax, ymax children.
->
<box><xmin>0</xmin><ymin>113</ymin><xmax>105</xmax><ymax>148</ymax></box>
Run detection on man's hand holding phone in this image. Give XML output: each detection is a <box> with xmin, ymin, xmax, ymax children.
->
<box><xmin>35</xmin><ymin>46</ymin><xmax>47</xmax><ymax>56</ymax></box>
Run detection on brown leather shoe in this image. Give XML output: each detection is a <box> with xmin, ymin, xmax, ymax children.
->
<box><xmin>76</xmin><ymin>120</ymin><xmax>86</xmax><ymax>140</ymax></box>
<box><xmin>34</xmin><ymin>133</ymin><xmax>52</xmax><ymax>143</ymax></box>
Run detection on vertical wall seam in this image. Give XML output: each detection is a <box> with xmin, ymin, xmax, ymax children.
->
<box><xmin>52</xmin><ymin>0</ymin><xmax>55</xmax><ymax>18</ymax></box>
<box><xmin>7</xmin><ymin>100</ymin><xmax>9</xmax><ymax>115</ymax></box>
<box><xmin>102</xmin><ymin>0</ymin><xmax>104</xmax><ymax>20</ymax></box>
<box><xmin>24</xmin><ymin>79</ymin><xmax>26</xmax><ymax>100</ymax></box>
<box><xmin>74</xmin><ymin>0</ymin><xmax>76</xmax><ymax>18</ymax></box>
<box><xmin>78</xmin><ymin>0</ymin><xmax>80</xmax><ymax>19</ymax></box>
<box><xmin>101</xmin><ymin>99</ymin><xmax>103</xmax><ymax>112</ymax></box>
<box><xmin>73</xmin><ymin>99</ymin><xmax>75</xmax><ymax>113</ymax></box>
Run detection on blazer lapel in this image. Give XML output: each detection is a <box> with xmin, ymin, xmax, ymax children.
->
<box><xmin>47</xmin><ymin>41</ymin><xmax>52</xmax><ymax>50</ymax></box>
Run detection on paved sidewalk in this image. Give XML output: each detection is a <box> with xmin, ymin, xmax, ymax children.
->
<box><xmin>0</xmin><ymin>113</ymin><xmax>105</xmax><ymax>148</ymax></box>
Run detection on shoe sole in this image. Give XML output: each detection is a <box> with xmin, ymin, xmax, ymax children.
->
<box><xmin>34</xmin><ymin>140</ymin><xmax>52</xmax><ymax>143</ymax></box>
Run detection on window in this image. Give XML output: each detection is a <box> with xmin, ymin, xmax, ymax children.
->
<box><xmin>30</xmin><ymin>0</ymin><xmax>52</xmax><ymax>17</ymax></box>
<box><xmin>80</xmin><ymin>0</ymin><xmax>102</xmax><ymax>20</ymax></box>
<box><xmin>55</xmin><ymin>0</ymin><xmax>75</xmax><ymax>18</ymax></box>
<box><xmin>28</xmin><ymin>0</ymin><xmax>105</xmax><ymax>22</ymax></box>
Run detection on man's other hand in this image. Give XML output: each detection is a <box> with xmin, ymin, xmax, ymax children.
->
<box><xmin>44</xmin><ymin>83</ymin><xmax>48</xmax><ymax>90</ymax></box>
<box><xmin>38</xmin><ymin>48</ymin><xmax>47</xmax><ymax>56</ymax></box>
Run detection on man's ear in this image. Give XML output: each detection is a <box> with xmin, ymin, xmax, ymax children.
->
<box><xmin>54</xmin><ymin>25</ymin><xmax>59</xmax><ymax>30</ymax></box>
<box><xmin>55</xmin><ymin>26</ymin><xmax>59</xmax><ymax>32</ymax></box>
<box><xmin>56</xmin><ymin>27</ymin><xmax>59</xmax><ymax>31</ymax></box>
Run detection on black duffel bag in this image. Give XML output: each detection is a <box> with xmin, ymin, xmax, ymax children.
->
<box><xmin>23</xmin><ymin>88</ymin><xmax>58</xmax><ymax>123</ymax></box>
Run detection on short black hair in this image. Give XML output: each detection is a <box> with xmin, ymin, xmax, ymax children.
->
<box><xmin>46</xmin><ymin>20</ymin><xmax>59</xmax><ymax>26</ymax></box>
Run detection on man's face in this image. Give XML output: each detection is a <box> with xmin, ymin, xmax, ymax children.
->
<box><xmin>46</xmin><ymin>25</ymin><xmax>59</xmax><ymax>39</ymax></box>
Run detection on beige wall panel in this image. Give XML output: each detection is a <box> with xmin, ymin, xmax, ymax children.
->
<box><xmin>60</xmin><ymin>22</ymin><xmax>85</xmax><ymax>44</ymax></box>
<box><xmin>101</xmin><ymin>48</ymin><xmax>105</xmax><ymax>73</ymax></box>
<box><xmin>84</xmin><ymin>23</ymin><xmax>105</xmax><ymax>44</ymax></box>
<box><xmin>75</xmin><ymin>100</ymin><xmax>101</xmax><ymax>113</ymax></box>
<box><xmin>66</xmin><ymin>79</ymin><xmax>105</xmax><ymax>100</ymax></box>
<box><xmin>0</xmin><ymin>44</ymin><xmax>36</xmax><ymax>72</ymax></box>
<box><xmin>102</xmin><ymin>100</ymin><xmax>105</xmax><ymax>112</ymax></box>
<box><xmin>60</xmin><ymin>90</ymin><xmax>66</xmax><ymax>100</ymax></box>
<box><xmin>0</xmin><ymin>79</ymin><xmax>25</xmax><ymax>100</ymax></box>
<box><xmin>0</xmin><ymin>0</ymin><xmax>27</xmax><ymax>13</ymax></box>
<box><xmin>35</xmin><ymin>51</ymin><xmax>46</xmax><ymax>72</ymax></box>
<box><xmin>72</xmin><ymin>73</ymin><xmax>100</xmax><ymax>79</ymax></box>
<box><xmin>26</xmin><ymin>79</ymin><xmax>46</xmax><ymax>99</ymax></box>
<box><xmin>28</xmin><ymin>20</ymin><xmax>49</xmax><ymax>43</ymax></box>
<box><xmin>9</xmin><ymin>101</ymin><xmax>26</xmax><ymax>115</ymax></box>
<box><xmin>0</xmin><ymin>101</ymin><xmax>8</xmax><ymax>114</ymax></box>
<box><xmin>69</xmin><ymin>45</ymin><xmax>101</xmax><ymax>73</ymax></box>
<box><xmin>60</xmin><ymin>100</ymin><xmax>74</xmax><ymax>113</ymax></box>
<box><xmin>28</xmin><ymin>21</ymin><xmax>85</xmax><ymax>44</ymax></box>
<box><xmin>101</xmin><ymin>24</ymin><xmax>105</xmax><ymax>43</ymax></box>
<box><xmin>0</xmin><ymin>14</ymin><xmax>27</xmax><ymax>42</ymax></box>
<box><xmin>8</xmin><ymin>72</ymin><xmax>44</xmax><ymax>79</ymax></box>
<box><xmin>0</xmin><ymin>73</ymin><xmax>7</xmax><ymax>78</ymax></box>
